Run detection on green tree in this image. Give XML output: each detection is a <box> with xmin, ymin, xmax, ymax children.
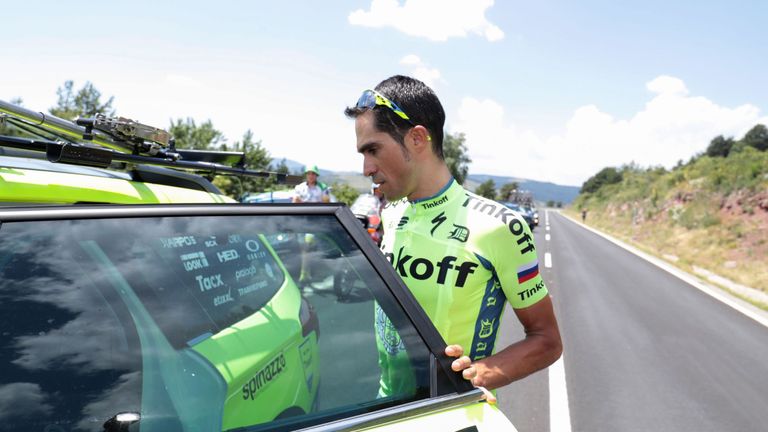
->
<box><xmin>706</xmin><ymin>135</ymin><xmax>734</xmax><ymax>158</ymax></box>
<box><xmin>330</xmin><ymin>182</ymin><xmax>360</xmax><ymax>206</ymax></box>
<box><xmin>546</xmin><ymin>200</ymin><xmax>555</xmax><ymax>207</ymax></box>
<box><xmin>742</xmin><ymin>124</ymin><xmax>768</xmax><ymax>152</ymax></box>
<box><xmin>497</xmin><ymin>182</ymin><xmax>519</xmax><ymax>202</ymax></box>
<box><xmin>581</xmin><ymin>167</ymin><xmax>623</xmax><ymax>194</ymax></box>
<box><xmin>50</xmin><ymin>80</ymin><xmax>115</xmax><ymax>120</ymax></box>
<box><xmin>215</xmin><ymin>129</ymin><xmax>274</xmax><ymax>198</ymax></box>
<box><xmin>169</xmin><ymin>118</ymin><xmax>225</xmax><ymax>150</ymax></box>
<box><xmin>443</xmin><ymin>132</ymin><xmax>471</xmax><ymax>184</ymax></box>
<box><xmin>474</xmin><ymin>179</ymin><xmax>496</xmax><ymax>199</ymax></box>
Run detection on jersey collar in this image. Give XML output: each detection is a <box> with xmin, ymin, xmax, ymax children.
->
<box><xmin>409</xmin><ymin>178</ymin><xmax>463</xmax><ymax>213</ymax></box>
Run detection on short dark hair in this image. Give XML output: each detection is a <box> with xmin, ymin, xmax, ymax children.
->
<box><xmin>345</xmin><ymin>75</ymin><xmax>446</xmax><ymax>159</ymax></box>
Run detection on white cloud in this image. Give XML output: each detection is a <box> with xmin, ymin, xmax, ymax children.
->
<box><xmin>349</xmin><ymin>0</ymin><xmax>504</xmax><ymax>42</ymax></box>
<box><xmin>400</xmin><ymin>54</ymin><xmax>421</xmax><ymax>66</ymax></box>
<box><xmin>399</xmin><ymin>55</ymin><xmax>442</xmax><ymax>88</ymax></box>
<box><xmin>452</xmin><ymin>76</ymin><xmax>767</xmax><ymax>186</ymax></box>
<box><xmin>646</xmin><ymin>75</ymin><xmax>688</xmax><ymax>95</ymax></box>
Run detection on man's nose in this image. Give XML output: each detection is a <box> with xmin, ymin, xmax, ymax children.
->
<box><xmin>363</xmin><ymin>158</ymin><xmax>377</xmax><ymax>178</ymax></box>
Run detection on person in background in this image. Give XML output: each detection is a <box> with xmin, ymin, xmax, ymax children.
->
<box><xmin>293</xmin><ymin>165</ymin><xmax>330</xmax><ymax>203</ymax></box>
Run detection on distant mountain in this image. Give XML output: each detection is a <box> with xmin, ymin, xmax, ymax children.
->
<box><xmin>466</xmin><ymin>174</ymin><xmax>580</xmax><ymax>205</ymax></box>
<box><xmin>270</xmin><ymin>157</ymin><xmax>580</xmax><ymax>204</ymax></box>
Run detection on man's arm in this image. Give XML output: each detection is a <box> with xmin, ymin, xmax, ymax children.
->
<box><xmin>447</xmin><ymin>295</ymin><xmax>562</xmax><ymax>390</ymax></box>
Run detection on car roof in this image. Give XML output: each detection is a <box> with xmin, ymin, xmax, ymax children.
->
<box><xmin>0</xmin><ymin>154</ymin><xmax>133</xmax><ymax>179</ymax></box>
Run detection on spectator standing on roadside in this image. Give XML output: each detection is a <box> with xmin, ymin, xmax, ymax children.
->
<box><xmin>293</xmin><ymin>165</ymin><xmax>330</xmax><ymax>203</ymax></box>
<box><xmin>345</xmin><ymin>75</ymin><xmax>562</xmax><ymax>402</ymax></box>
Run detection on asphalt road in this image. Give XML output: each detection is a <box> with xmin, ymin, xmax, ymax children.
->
<box><xmin>497</xmin><ymin>210</ymin><xmax>768</xmax><ymax>432</ymax></box>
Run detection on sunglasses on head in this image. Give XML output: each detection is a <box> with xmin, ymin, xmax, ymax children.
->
<box><xmin>355</xmin><ymin>89</ymin><xmax>413</xmax><ymax>124</ymax></box>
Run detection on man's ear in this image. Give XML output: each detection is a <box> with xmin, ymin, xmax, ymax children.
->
<box><xmin>408</xmin><ymin>125</ymin><xmax>432</xmax><ymax>154</ymax></box>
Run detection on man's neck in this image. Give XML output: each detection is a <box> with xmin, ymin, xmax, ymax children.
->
<box><xmin>406</xmin><ymin>163</ymin><xmax>452</xmax><ymax>202</ymax></box>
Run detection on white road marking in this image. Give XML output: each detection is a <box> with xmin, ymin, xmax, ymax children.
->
<box><xmin>544</xmin><ymin>252</ymin><xmax>552</xmax><ymax>268</ymax></box>
<box><xmin>546</xmin><ymin>225</ymin><xmax>550</xmax><ymax>231</ymax></box>
<box><xmin>549</xmin><ymin>355</ymin><xmax>572</xmax><ymax>432</ymax></box>
<box><xmin>545</xmin><ymin>233</ymin><xmax>551</xmax><ymax>241</ymax></box>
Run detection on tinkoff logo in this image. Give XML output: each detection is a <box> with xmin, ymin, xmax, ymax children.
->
<box><xmin>421</xmin><ymin>195</ymin><xmax>448</xmax><ymax>209</ymax></box>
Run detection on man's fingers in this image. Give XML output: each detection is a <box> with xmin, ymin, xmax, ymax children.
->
<box><xmin>462</xmin><ymin>367</ymin><xmax>476</xmax><ymax>380</ymax></box>
<box><xmin>476</xmin><ymin>386</ymin><xmax>497</xmax><ymax>405</ymax></box>
<box><xmin>451</xmin><ymin>356</ymin><xmax>472</xmax><ymax>372</ymax></box>
<box><xmin>445</xmin><ymin>344</ymin><xmax>464</xmax><ymax>358</ymax></box>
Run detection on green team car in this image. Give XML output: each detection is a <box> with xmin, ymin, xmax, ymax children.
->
<box><xmin>0</xmin><ymin>101</ymin><xmax>518</xmax><ymax>431</ymax></box>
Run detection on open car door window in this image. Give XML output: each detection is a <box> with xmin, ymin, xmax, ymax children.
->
<box><xmin>0</xmin><ymin>204</ymin><xmax>477</xmax><ymax>432</ymax></box>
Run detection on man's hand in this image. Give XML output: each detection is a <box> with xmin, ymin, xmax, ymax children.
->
<box><xmin>445</xmin><ymin>345</ymin><xmax>497</xmax><ymax>404</ymax></box>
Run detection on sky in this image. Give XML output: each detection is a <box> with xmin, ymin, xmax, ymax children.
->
<box><xmin>1</xmin><ymin>0</ymin><xmax>766</xmax><ymax>186</ymax></box>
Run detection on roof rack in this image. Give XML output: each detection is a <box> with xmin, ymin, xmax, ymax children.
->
<box><xmin>0</xmin><ymin>99</ymin><xmax>302</xmax><ymax>186</ymax></box>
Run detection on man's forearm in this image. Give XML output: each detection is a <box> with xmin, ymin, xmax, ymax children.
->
<box><xmin>473</xmin><ymin>331</ymin><xmax>562</xmax><ymax>390</ymax></box>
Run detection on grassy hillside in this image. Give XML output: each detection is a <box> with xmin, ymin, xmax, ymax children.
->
<box><xmin>569</xmin><ymin>146</ymin><xmax>768</xmax><ymax>295</ymax></box>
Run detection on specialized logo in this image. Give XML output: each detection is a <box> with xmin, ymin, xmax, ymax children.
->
<box><xmin>517</xmin><ymin>260</ymin><xmax>540</xmax><ymax>284</ymax></box>
<box><xmin>397</xmin><ymin>216</ymin><xmax>409</xmax><ymax>230</ymax></box>
<box><xmin>181</xmin><ymin>251</ymin><xmax>209</xmax><ymax>272</ymax></box>
<box><xmin>430</xmin><ymin>211</ymin><xmax>447</xmax><ymax>236</ymax></box>
<box><xmin>447</xmin><ymin>224</ymin><xmax>469</xmax><ymax>242</ymax></box>
<box><xmin>376</xmin><ymin>303</ymin><xmax>405</xmax><ymax>355</ymax></box>
<box><xmin>384</xmin><ymin>246</ymin><xmax>479</xmax><ymax>287</ymax></box>
<box><xmin>242</xmin><ymin>354</ymin><xmax>287</xmax><ymax>400</ymax></box>
<box><xmin>517</xmin><ymin>280</ymin><xmax>545</xmax><ymax>301</ymax></box>
<box><xmin>421</xmin><ymin>195</ymin><xmax>448</xmax><ymax>209</ymax></box>
<box><xmin>462</xmin><ymin>196</ymin><xmax>535</xmax><ymax>255</ymax></box>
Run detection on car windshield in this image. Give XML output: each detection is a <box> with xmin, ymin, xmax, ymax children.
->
<box><xmin>0</xmin><ymin>209</ymin><xmax>438</xmax><ymax>432</ymax></box>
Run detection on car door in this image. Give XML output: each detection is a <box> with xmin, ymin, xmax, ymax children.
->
<box><xmin>0</xmin><ymin>204</ymin><xmax>517</xmax><ymax>432</ymax></box>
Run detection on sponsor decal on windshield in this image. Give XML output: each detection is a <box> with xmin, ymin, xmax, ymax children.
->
<box><xmin>217</xmin><ymin>249</ymin><xmax>239</xmax><ymax>263</ymax></box>
<box><xmin>181</xmin><ymin>251</ymin><xmax>209</xmax><ymax>271</ymax></box>
<box><xmin>160</xmin><ymin>235</ymin><xmax>197</xmax><ymax>248</ymax></box>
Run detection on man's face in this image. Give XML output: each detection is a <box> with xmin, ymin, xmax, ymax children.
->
<box><xmin>355</xmin><ymin>111</ymin><xmax>415</xmax><ymax>201</ymax></box>
<box><xmin>306</xmin><ymin>171</ymin><xmax>318</xmax><ymax>185</ymax></box>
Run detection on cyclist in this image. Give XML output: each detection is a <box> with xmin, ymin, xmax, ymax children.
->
<box><xmin>345</xmin><ymin>76</ymin><xmax>562</xmax><ymax>400</ymax></box>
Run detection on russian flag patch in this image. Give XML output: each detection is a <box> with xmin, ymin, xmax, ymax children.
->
<box><xmin>517</xmin><ymin>260</ymin><xmax>539</xmax><ymax>284</ymax></box>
